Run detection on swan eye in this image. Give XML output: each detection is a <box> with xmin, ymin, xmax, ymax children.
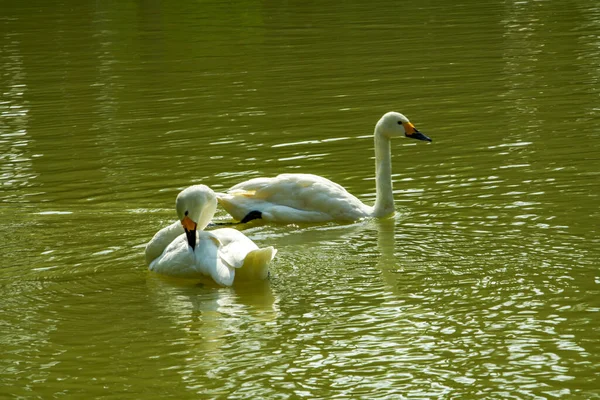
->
<box><xmin>397</xmin><ymin>121</ymin><xmax>403</xmax><ymax>125</ymax></box>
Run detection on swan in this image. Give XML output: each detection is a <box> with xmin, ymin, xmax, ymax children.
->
<box><xmin>145</xmin><ymin>185</ymin><xmax>277</xmax><ymax>286</ymax></box>
<box><xmin>216</xmin><ymin>111</ymin><xmax>432</xmax><ymax>223</ymax></box>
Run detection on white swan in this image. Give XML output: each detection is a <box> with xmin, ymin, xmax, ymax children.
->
<box><xmin>216</xmin><ymin>111</ymin><xmax>432</xmax><ymax>223</ymax></box>
<box><xmin>145</xmin><ymin>185</ymin><xmax>277</xmax><ymax>286</ymax></box>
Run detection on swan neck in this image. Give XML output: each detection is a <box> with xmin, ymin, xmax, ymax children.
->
<box><xmin>373</xmin><ymin>132</ymin><xmax>394</xmax><ymax>217</ymax></box>
<box><xmin>145</xmin><ymin>221</ymin><xmax>184</xmax><ymax>265</ymax></box>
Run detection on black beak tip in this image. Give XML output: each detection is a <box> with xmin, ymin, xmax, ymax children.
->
<box><xmin>409</xmin><ymin>130</ymin><xmax>432</xmax><ymax>142</ymax></box>
<box><xmin>184</xmin><ymin>228</ymin><xmax>196</xmax><ymax>250</ymax></box>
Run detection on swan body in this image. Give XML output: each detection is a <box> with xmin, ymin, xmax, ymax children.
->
<box><xmin>217</xmin><ymin>112</ymin><xmax>432</xmax><ymax>223</ymax></box>
<box><xmin>145</xmin><ymin>185</ymin><xmax>276</xmax><ymax>286</ymax></box>
<box><xmin>218</xmin><ymin>173</ymin><xmax>372</xmax><ymax>223</ymax></box>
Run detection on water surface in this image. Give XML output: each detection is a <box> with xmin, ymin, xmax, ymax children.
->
<box><xmin>1</xmin><ymin>0</ymin><xmax>599</xmax><ymax>398</ymax></box>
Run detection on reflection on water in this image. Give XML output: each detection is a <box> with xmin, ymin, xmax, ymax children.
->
<box><xmin>145</xmin><ymin>274</ymin><xmax>279</xmax><ymax>394</ymax></box>
<box><xmin>0</xmin><ymin>32</ymin><xmax>34</xmax><ymax>203</ymax></box>
<box><xmin>1</xmin><ymin>0</ymin><xmax>599</xmax><ymax>398</ymax></box>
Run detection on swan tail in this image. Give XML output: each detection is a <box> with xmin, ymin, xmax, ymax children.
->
<box><xmin>235</xmin><ymin>246</ymin><xmax>277</xmax><ymax>282</ymax></box>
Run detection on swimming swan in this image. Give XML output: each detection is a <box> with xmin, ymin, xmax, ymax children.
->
<box><xmin>145</xmin><ymin>185</ymin><xmax>277</xmax><ymax>286</ymax></box>
<box><xmin>217</xmin><ymin>111</ymin><xmax>432</xmax><ymax>223</ymax></box>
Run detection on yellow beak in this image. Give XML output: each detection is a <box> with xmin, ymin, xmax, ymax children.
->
<box><xmin>181</xmin><ymin>215</ymin><xmax>196</xmax><ymax>231</ymax></box>
<box><xmin>402</xmin><ymin>121</ymin><xmax>416</xmax><ymax>135</ymax></box>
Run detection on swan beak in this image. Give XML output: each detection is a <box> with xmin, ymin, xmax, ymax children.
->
<box><xmin>403</xmin><ymin>122</ymin><xmax>432</xmax><ymax>142</ymax></box>
<box><xmin>181</xmin><ymin>216</ymin><xmax>197</xmax><ymax>250</ymax></box>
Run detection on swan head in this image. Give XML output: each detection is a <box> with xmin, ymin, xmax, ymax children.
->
<box><xmin>175</xmin><ymin>185</ymin><xmax>218</xmax><ymax>250</ymax></box>
<box><xmin>376</xmin><ymin>112</ymin><xmax>432</xmax><ymax>142</ymax></box>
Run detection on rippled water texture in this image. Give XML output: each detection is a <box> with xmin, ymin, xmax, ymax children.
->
<box><xmin>1</xmin><ymin>1</ymin><xmax>599</xmax><ymax>398</ymax></box>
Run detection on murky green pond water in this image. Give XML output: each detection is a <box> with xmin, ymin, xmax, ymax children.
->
<box><xmin>2</xmin><ymin>1</ymin><xmax>599</xmax><ymax>398</ymax></box>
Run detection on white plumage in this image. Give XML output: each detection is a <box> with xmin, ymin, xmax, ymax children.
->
<box><xmin>217</xmin><ymin>111</ymin><xmax>431</xmax><ymax>223</ymax></box>
<box><xmin>145</xmin><ymin>185</ymin><xmax>276</xmax><ymax>286</ymax></box>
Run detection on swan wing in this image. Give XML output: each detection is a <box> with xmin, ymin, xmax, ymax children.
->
<box><xmin>148</xmin><ymin>231</ymin><xmax>234</xmax><ymax>286</ymax></box>
<box><xmin>211</xmin><ymin>259</ymin><xmax>236</xmax><ymax>287</ymax></box>
<box><xmin>195</xmin><ymin>231</ymin><xmax>236</xmax><ymax>286</ymax></box>
<box><xmin>149</xmin><ymin>227</ymin><xmax>274</xmax><ymax>286</ymax></box>
<box><xmin>209</xmin><ymin>228</ymin><xmax>258</xmax><ymax>268</ymax></box>
<box><xmin>219</xmin><ymin>173</ymin><xmax>369</xmax><ymax>222</ymax></box>
<box><xmin>204</xmin><ymin>228</ymin><xmax>276</xmax><ymax>283</ymax></box>
<box><xmin>197</xmin><ymin>229</ymin><xmax>262</xmax><ymax>286</ymax></box>
<box><xmin>148</xmin><ymin>234</ymin><xmax>197</xmax><ymax>277</ymax></box>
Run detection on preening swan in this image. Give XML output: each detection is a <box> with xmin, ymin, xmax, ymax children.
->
<box><xmin>145</xmin><ymin>185</ymin><xmax>277</xmax><ymax>286</ymax></box>
<box><xmin>217</xmin><ymin>112</ymin><xmax>432</xmax><ymax>223</ymax></box>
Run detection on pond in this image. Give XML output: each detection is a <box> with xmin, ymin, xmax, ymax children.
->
<box><xmin>1</xmin><ymin>1</ymin><xmax>599</xmax><ymax>398</ymax></box>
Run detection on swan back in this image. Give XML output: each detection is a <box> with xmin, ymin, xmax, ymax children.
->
<box><xmin>219</xmin><ymin>173</ymin><xmax>370</xmax><ymax>222</ymax></box>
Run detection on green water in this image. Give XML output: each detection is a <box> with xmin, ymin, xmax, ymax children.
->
<box><xmin>1</xmin><ymin>1</ymin><xmax>599</xmax><ymax>398</ymax></box>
